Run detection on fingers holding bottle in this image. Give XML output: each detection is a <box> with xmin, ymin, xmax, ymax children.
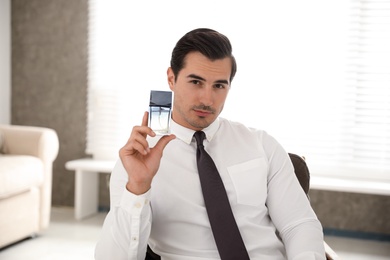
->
<box><xmin>119</xmin><ymin>111</ymin><xmax>175</xmax><ymax>195</ymax></box>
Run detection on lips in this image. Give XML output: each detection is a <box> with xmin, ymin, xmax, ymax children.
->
<box><xmin>194</xmin><ymin>109</ymin><xmax>212</xmax><ymax>117</ymax></box>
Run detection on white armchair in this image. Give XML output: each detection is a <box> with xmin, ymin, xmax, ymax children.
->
<box><xmin>0</xmin><ymin>124</ymin><xmax>59</xmax><ymax>248</ymax></box>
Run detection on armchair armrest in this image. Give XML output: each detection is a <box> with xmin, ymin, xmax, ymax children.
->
<box><xmin>0</xmin><ymin>124</ymin><xmax>59</xmax><ymax>162</ymax></box>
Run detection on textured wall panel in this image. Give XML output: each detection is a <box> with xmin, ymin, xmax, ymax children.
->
<box><xmin>12</xmin><ymin>0</ymin><xmax>89</xmax><ymax>206</ymax></box>
<box><xmin>310</xmin><ymin>190</ymin><xmax>390</xmax><ymax>235</ymax></box>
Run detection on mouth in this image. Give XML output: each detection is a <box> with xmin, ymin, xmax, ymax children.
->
<box><xmin>193</xmin><ymin>109</ymin><xmax>213</xmax><ymax>117</ymax></box>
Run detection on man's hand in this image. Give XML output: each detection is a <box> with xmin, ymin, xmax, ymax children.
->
<box><xmin>119</xmin><ymin>111</ymin><xmax>176</xmax><ymax>195</ymax></box>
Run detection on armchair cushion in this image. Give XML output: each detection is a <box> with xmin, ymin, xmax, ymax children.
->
<box><xmin>0</xmin><ymin>155</ymin><xmax>43</xmax><ymax>199</ymax></box>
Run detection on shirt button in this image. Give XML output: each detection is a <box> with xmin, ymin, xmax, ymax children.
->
<box><xmin>135</xmin><ymin>202</ymin><xmax>141</xmax><ymax>208</ymax></box>
<box><xmin>132</xmin><ymin>236</ymin><xmax>138</xmax><ymax>241</ymax></box>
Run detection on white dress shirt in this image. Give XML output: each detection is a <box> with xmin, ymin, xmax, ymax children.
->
<box><xmin>95</xmin><ymin>118</ymin><xmax>326</xmax><ymax>260</ymax></box>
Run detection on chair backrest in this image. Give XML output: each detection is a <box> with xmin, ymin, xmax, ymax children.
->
<box><xmin>288</xmin><ymin>153</ymin><xmax>310</xmax><ymax>195</ymax></box>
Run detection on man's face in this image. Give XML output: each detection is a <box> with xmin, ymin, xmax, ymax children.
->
<box><xmin>167</xmin><ymin>51</ymin><xmax>231</xmax><ymax>131</ymax></box>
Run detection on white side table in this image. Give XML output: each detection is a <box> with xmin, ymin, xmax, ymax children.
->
<box><xmin>65</xmin><ymin>158</ymin><xmax>116</xmax><ymax>220</ymax></box>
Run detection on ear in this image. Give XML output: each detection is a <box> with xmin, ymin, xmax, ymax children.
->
<box><xmin>167</xmin><ymin>67</ymin><xmax>175</xmax><ymax>91</ymax></box>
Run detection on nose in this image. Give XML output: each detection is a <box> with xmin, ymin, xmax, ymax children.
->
<box><xmin>199</xmin><ymin>86</ymin><xmax>214</xmax><ymax>106</ymax></box>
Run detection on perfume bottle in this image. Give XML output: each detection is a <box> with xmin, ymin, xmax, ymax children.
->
<box><xmin>149</xmin><ymin>90</ymin><xmax>172</xmax><ymax>135</ymax></box>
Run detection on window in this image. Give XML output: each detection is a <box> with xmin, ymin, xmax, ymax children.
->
<box><xmin>338</xmin><ymin>0</ymin><xmax>390</xmax><ymax>180</ymax></box>
<box><xmin>87</xmin><ymin>0</ymin><xmax>390</xmax><ymax>181</ymax></box>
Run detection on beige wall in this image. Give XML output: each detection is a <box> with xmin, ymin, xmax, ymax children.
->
<box><xmin>11</xmin><ymin>0</ymin><xmax>389</xmax><ymax>236</ymax></box>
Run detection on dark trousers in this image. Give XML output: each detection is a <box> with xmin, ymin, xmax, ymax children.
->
<box><xmin>145</xmin><ymin>245</ymin><xmax>161</xmax><ymax>260</ymax></box>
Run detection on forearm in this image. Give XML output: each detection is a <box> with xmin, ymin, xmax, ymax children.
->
<box><xmin>281</xmin><ymin>219</ymin><xmax>326</xmax><ymax>260</ymax></box>
<box><xmin>95</xmin><ymin>190</ymin><xmax>152</xmax><ymax>260</ymax></box>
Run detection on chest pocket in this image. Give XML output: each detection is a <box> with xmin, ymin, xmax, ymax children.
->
<box><xmin>227</xmin><ymin>158</ymin><xmax>268</xmax><ymax>207</ymax></box>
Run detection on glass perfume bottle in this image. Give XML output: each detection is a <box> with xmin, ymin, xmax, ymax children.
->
<box><xmin>149</xmin><ymin>90</ymin><xmax>172</xmax><ymax>135</ymax></box>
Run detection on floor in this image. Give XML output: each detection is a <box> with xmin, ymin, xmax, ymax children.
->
<box><xmin>0</xmin><ymin>207</ymin><xmax>389</xmax><ymax>260</ymax></box>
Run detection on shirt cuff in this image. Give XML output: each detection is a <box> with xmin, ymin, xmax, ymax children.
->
<box><xmin>119</xmin><ymin>187</ymin><xmax>151</xmax><ymax>214</ymax></box>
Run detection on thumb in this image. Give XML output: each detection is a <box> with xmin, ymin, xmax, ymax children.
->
<box><xmin>153</xmin><ymin>134</ymin><xmax>176</xmax><ymax>154</ymax></box>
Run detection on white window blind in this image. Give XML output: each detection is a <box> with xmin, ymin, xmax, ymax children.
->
<box><xmin>337</xmin><ymin>0</ymin><xmax>390</xmax><ymax>179</ymax></box>
<box><xmin>87</xmin><ymin>0</ymin><xmax>390</xmax><ymax>181</ymax></box>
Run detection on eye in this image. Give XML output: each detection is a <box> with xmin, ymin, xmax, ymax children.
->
<box><xmin>214</xmin><ymin>83</ymin><xmax>226</xmax><ymax>89</ymax></box>
<box><xmin>190</xmin><ymin>79</ymin><xmax>201</xmax><ymax>85</ymax></box>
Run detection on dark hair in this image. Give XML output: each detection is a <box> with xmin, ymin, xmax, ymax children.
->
<box><xmin>170</xmin><ymin>28</ymin><xmax>237</xmax><ymax>83</ymax></box>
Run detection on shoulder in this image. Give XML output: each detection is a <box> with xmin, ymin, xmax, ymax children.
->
<box><xmin>218</xmin><ymin>117</ymin><xmax>265</xmax><ymax>136</ymax></box>
<box><xmin>218</xmin><ymin>117</ymin><xmax>280</xmax><ymax>146</ymax></box>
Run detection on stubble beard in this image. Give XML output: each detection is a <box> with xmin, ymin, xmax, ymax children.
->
<box><xmin>173</xmin><ymin>105</ymin><xmax>217</xmax><ymax>130</ymax></box>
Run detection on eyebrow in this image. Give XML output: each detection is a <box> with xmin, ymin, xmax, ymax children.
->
<box><xmin>187</xmin><ymin>74</ymin><xmax>229</xmax><ymax>85</ymax></box>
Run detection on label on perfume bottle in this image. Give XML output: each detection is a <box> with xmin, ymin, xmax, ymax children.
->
<box><xmin>149</xmin><ymin>90</ymin><xmax>172</xmax><ymax>135</ymax></box>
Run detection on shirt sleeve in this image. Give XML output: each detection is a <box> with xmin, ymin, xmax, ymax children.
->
<box><xmin>94</xmin><ymin>160</ymin><xmax>152</xmax><ymax>260</ymax></box>
<box><xmin>261</xmin><ymin>131</ymin><xmax>326</xmax><ymax>260</ymax></box>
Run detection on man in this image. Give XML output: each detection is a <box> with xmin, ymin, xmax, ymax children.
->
<box><xmin>95</xmin><ymin>28</ymin><xmax>326</xmax><ymax>260</ymax></box>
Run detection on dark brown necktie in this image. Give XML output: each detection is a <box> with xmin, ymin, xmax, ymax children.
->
<box><xmin>194</xmin><ymin>131</ymin><xmax>249</xmax><ymax>260</ymax></box>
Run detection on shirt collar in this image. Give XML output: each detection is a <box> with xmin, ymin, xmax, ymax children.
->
<box><xmin>170</xmin><ymin>118</ymin><xmax>220</xmax><ymax>145</ymax></box>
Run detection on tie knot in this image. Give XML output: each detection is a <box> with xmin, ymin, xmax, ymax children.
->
<box><xmin>194</xmin><ymin>131</ymin><xmax>206</xmax><ymax>147</ymax></box>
